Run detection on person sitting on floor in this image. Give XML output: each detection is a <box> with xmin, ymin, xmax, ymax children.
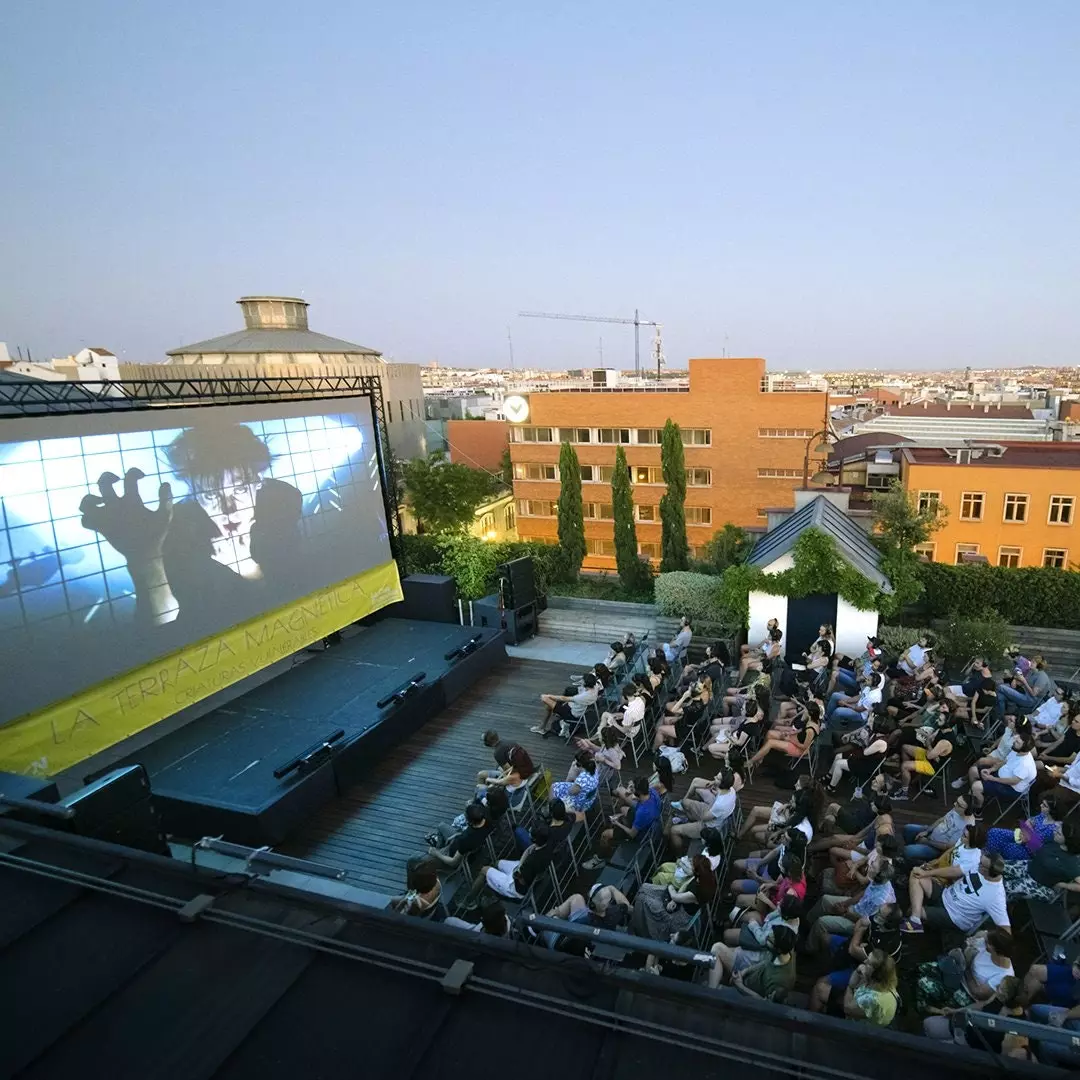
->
<box><xmin>728</xmin><ymin>924</ymin><xmax>798</xmax><ymax>1003</ymax></box>
<box><xmin>669</xmin><ymin>767</ymin><xmax>739</xmax><ymax>852</ymax></box>
<box><xmin>916</xmin><ymin>928</ymin><xmax>1015</xmax><ymax>1018</ymax></box>
<box><xmin>534</xmin><ymin>672</ymin><xmax>599</xmax><ymax>739</ymax></box>
<box><xmin>969</xmin><ymin>731</ymin><xmax>1038</xmax><ymax>819</ymax></box>
<box><xmin>901</xmin><ymin>851</ymin><xmax>1010</xmax><ymax>935</ymax></box>
<box><xmin>901</xmin><ymin>793</ymin><xmax>976</xmax><ymax>862</ymax></box>
<box><xmin>470</xmin><ymin>822</ymin><xmax>553</xmax><ymax>902</ymax></box>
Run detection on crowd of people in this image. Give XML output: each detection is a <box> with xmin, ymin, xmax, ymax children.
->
<box><xmin>388</xmin><ymin>618</ymin><xmax>1080</xmax><ymax>1065</ymax></box>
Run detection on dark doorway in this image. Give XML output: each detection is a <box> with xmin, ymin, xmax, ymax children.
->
<box><xmin>786</xmin><ymin>593</ymin><xmax>838</xmax><ymax>661</ymax></box>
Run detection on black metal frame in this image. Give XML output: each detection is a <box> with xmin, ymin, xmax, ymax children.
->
<box><xmin>0</xmin><ymin>373</ymin><xmax>405</xmax><ymax>569</ymax></box>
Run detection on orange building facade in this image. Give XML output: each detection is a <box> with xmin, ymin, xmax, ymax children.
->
<box><xmin>899</xmin><ymin>443</ymin><xmax>1080</xmax><ymax>570</ymax></box>
<box><xmin>446</xmin><ymin>418</ymin><xmax>510</xmax><ymax>473</ymax></box>
<box><xmin>508</xmin><ymin>357</ymin><xmax>828</xmax><ymax>569</ymax></box>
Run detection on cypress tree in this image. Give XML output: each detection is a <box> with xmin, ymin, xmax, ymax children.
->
<box><xmin>660</xmin><ymin>418</ymin><xmax>690</xmax><ymax>572</ymax></box>
<box><xmin>557</xmin><ymin>440</ymin><xmax>586</xmax><ymax>576</ymax></box>
<box><xmin>611</xmin><ymin>444</ymin><xmax>643</xmax><ymax>589</ymax></box>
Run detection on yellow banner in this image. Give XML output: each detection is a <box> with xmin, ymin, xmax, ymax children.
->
<box><xmin>0</xmin><ymin>560</ymin><xmax>403</xmax><ymax>777</ymax></box>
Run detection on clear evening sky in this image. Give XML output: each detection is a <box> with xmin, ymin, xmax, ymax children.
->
<box><xmin>1</xmin><ymin>2</ymin><xmax>1077</xmax><ymax>372</ymax></box>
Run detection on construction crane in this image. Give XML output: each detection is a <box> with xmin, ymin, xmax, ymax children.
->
<box><xmin>518</xmin><ymin>309</ymin><xmax>663</xmax><ymax>377</ymax></box>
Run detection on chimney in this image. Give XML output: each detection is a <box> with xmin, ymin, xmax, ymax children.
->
<box><xmin>237</xmin><ymin>296</ymin><xmax>310</xmax><ymax>331</ymax></box>
<box><xmin>946</xmin><ymin>401</ymin><xmax>951</xmax><ymax>411</ymax></box>
<box><xmin>922</xmin><ymin>401</ymin><xmax>928</xmax><ymax>410</ymax></box>
<box><xmin>984</xmin><ymin>404</ymin><xmax>989</xmax><ymax>413</ymax></box>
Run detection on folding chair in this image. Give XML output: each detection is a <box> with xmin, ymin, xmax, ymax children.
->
<box><xmin>914</xmin><ymin>755</ymin><xmax>951</xmax><ymax>806</ymax></box>
<box><xmin>984</xmin><ymin>786</ymin><xmax>1031</xmax><ymax>827</ymax></box>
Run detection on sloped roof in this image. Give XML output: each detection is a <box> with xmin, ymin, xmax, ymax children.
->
<box><xmin>167</xmin><ymin>328</ymin><xmax>381</xmax><ymax>357</ymax></box>
<box><xmin>747</xmin><ymin>494</ymin><xmax>891</xmax><ymax>591</ymax></box>
<box><xmin>884</xmin><ymin>401</ymin><xmax>1034</xmax><ymax>419</ymax></box>
<box><xmin>828</xmin><ymin>431</ymin><xmax>912</xmax><ymax>464</ymax></box>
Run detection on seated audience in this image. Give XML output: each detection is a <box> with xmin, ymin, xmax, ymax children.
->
<box><xmin>889</xmin><ymin>704</ymin><xmax>958</xmax><ymax>800</ymax></box>
<box><xmin>740</xmin><ymin>618</ymin><xmax>779</xmax><ymax>680</ymax></box>
<box><xmin>1003</xmin><ymin>817</ymin><xmax>1080</xmax><ymax>901</ymax></box>
<box><xmin>969</xmin><ymin>733</ymin><xmax>1037</xmax><ymax>817</ymax></box>
<box><xmin>653</xmin><ymin>675</ymin><xmax>712</xmax><ymax>750</ymax></box>
<box><xmin>426</xmin><ymin>801</ymin><xmax>492</xmax><ymax>869</ymax></box>
<box><xmin>550</xmin><ymin>752</ymin><xmax>599</xmax><ymax>818</ymax></box>
<box><xmin>998</xmin><ymin>655</ymin><xmax>1055</xmax><ymax>717</ymax></box>
<box><xmin>984</xmin><ymin>794</ymin><xmax>1063</xmax><ymax>860</ymax></box>
<box><xmin>747</xmin><ymin>700</ymin><xmax>820</xmax><ymax>766</ymax></box>
<box><xmin>901</xmin><ymin>794</ymin><xmax>975</xmax><ymax>861</ymax></box>
<box><xmin>389</xmin><ymin>863</ymin><xmax>445</xmax><ymax>920</ymax></box>
<box><xmin>901</xmin><ymin>851</ymin><xmax>1010</xmax><ymax>934</ymax></box>
<box><xmin>663</xmin><ymin>616</ymin><xmax>693</xmax><ymax>663</ymax></box>
<box><xmin>916</xmin><ymin>928</ymin><xmax>1015</xmax><ymax>1015</ymax></box>
<box><xmin>534</xmin><ymin>672</ymin><xmax>600</xmax><ymax>738</ymax></box>
<box><xmin>728</xmin><ymin>924</ymin><xmax>798</xmax><ymax>1003</ymax></box>
<box><xmin>826</xmin><ymin>672</ymin><xmax>885</xmax><ymax>730</ymax></box>
<box><xmin>584</xmin><ymin>776</ymin><xmax>662</xmax><ymax>869</ymax></box>
<box><xmin>709</xmin><ymin>894</ymin><xmax>803</xmax><ymax>986</ymax></box>
<box><xmin>953</xmin><ymin>714</ymin><xmax>1026</xmax><ymax>788</ymax></box>
<box><xmin>469</xmin><ymin>822</ymin><xmax>553</xmax><ymax>902</ymax></box>
<box><xmin>444</xmin><ymin>901</ymin><xmax>512</xmax><ymax>936</ymax></box>
<box><xmin>477</xmin><ymin>730</ymin><xmax>535</xmax><ymax>792</ymax></box>
<box><xmin>631</xmin><ymin>854</ymin><xmax>716</xmax><ymax>941</ymax></box>
<box><xmin>669</xmin><ymin>768</ymin><xmax>739</xmax><ymax>851</ymax></box>
<box><xmin>923</xmin><ymin>975</ymin><xmax>1026</xmax><ymax>1047</ymax></box>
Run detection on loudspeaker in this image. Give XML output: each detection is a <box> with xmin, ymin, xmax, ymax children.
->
<box><xmin>498</xmin><ymin>557</ymin><xmax>535</xmax><ymax>609</ymax></box>
<box><xmin>399</xmin><ymin>574</ymin><xmax>457</xmax><ymax>623</ymax></box>
<box><xmin>60</xmin><ymin>765</ymin><xmax>169</xmax><ymax>855</ymax></box>
<box><xmin>471</xmin><ymin>593</ymin><xmax>536</xmax><ymax>645</ymax></box>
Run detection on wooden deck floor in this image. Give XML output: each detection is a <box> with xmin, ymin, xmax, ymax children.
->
<box><xmin>285</xmin><ymin>656</ymin><xmax>942</xmax><ymax>896</ymax></box>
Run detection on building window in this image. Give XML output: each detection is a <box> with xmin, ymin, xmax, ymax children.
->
<box><xmin>580</xmin><ymin>464</ymin><xmax>596</xmax><ymax>482</ymax></box>
<box><xmin>955</xmin><ymin>543</ymin><xmax>980</xmax><ymax>564</ymax></box>
<box><xmin>598</xmin><ymin>427</ymin><xmax>630</xmax><ymax>444</ymax></box>
<box><xmin>686</xmin><ymin>467</ymin><xmax>711</xmax><ymax>486</ymax></box>
<box><xmin>998</xmin><ymin>546</ymin><xmax>1022</xmax><ymax>568</ymax></box>
<box><xmin>959</xmin><ymin>492</ymin><xmax>985</xmax><ymax>521</ymax></box>
<box><xmin>757</xmin><ymin>468</ymin><xmax>803</xmax><ymax>479</ymax></box>
<box><xmin>636</xmin><ymin>504</ymin><xmax>656</xmax><ymax>522</ymax></box>
<box><xmin>866</xmin><ymin>473</ymin><xmax>894</xmax><ymax>490</ymax></box>
<box><xmin>479</xmin><ymin>512</ymin><xmax>495</xmax><ymax>535</ymax></box>
<box><xmin>633</xmin><ymin>465</ymin><xmax>665</xmax><ymax>484</ymax></box>
<box><xmin>504</xmin><ymin>504</ymin><xmax>515</xmax><ymax>532</ymax></box>
<box><xmin>516</xmin><ymin>426</ymin><xmax>554</xmax><ymax>443</ymax></box>
<box><xmin>685</xmin><ymin>507</ymin><xmax>712</xmax><ymax>526</ymax></box>
<box><xmin>1049</xmin><ymin>496</ymin><xmax>1075</xmax><ymax>525</ymax></box>
<box><xmin>638</xmin><ymin>541</ymin><xmax>661</xmax><ymax>558</ymax></box>
<box><xmin>1044</xmin><ymin>548</ymin><xmax>1069</xmax><ymax>569</ymax></box>
<box><xmin>399</xmin><ymin>401</ymin><xmax>405</xmax><ymax>422</ymax></box>
<box><xmin>1003</xmin><ymin>493</ymin><xmax>1029</xmax><ymax>523</ymax></box>
<box><xmin>757</xmin><ymin>428</ymin><xmax>815</xmax><ymax>438</ymax></box>
<box><xmin>682</xmin><ymin>428</ymin><xmax>711</xmax><ymax>446</ymax></box>
<box><xmin>914</xmin><ymin>543</ymin><xmax>936</xmax><ymax>561</ymax></box>
<box><xmin>513</xmin><ymin>462</ymin><xmax>558</xmax><ymax>481</ymax></box>
<box><xmin>583</xmin><ymin>503</ymin><xmax>614</xmax><ymax>520</ymax></box>
<box><xmin>917</xmin><ymin>491</ymin><xmax>941</xmax><ymax>514</ymax></box>
<box><xmin>517</xmin><ymin>499</ymin><xmax>556</xmax><ymax>517</ymax></box>
<box><xmin>598</xmin><ymin>465</ymin><xmax>620</xmax><ymax>483</ymax></box>
<box><xmin>586</xmin><ymin>538</ymin><xmax>616</xmax><ymax>556</ymax></box>
<box><xmin>636</xmin><ymin>428</ymin><xmax>662</xmax><ymax>444</ymax></box>
<box><xmin>559</xmin><ymin>427</ymin><xmax>591</xmax><ymax>444</ymax></box>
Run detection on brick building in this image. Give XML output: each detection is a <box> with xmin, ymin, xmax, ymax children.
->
<box><xmin>446</xmin><ymin>418</ymin><xmax>510</xmax><ymax>473</ymax></box>
<box><xmin>508</xmin><ymin>357</ymin><xmax>828</xmax><ymax>569</ymax></box>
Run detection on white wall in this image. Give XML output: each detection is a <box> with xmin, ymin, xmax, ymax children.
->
<box><xmin>749</xmin><ymin>591</ymin><xmax>788</xmax><ymax>648</ymax></box>
<box><xmin>836</xmin><ymin>596</ymin><xmax>879</xmax><ymax>658</ymax></box>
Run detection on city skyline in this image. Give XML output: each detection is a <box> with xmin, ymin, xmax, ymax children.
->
<box><xmin>2</xmin><ymin>2</ymin><xmax>1078</xmax><ymax>371</ymax></box>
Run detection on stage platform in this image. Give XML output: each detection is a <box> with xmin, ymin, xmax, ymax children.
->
<box><xmin>120</xmin><ymin>620</ymin><xmax>507</xmax><ymax>846</ymax></box>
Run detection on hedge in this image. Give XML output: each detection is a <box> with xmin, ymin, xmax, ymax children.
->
<box><xmin>398</xmin><ymin>533</ymin><xmax>572</xmax><ymax>600</ymax></box>
<box><xmin>916</xmin><ymin>563</ymin><xmax>1080</xmax><ymax>630</ymax></box>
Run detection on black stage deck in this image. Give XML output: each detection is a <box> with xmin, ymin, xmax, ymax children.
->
<box><xmin>121</xmin><ymin>620</ymin><xmax>506</xmax><ymax>845</ymax></box>
<box><xmin>285</xmin><ymin>656</ymin><xmax>941</xmax><ymax>897</ymax></box>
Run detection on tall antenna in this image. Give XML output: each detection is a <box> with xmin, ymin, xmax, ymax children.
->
<box><xmin>506</xmin><ymin>326</ymin><xmax>515</xmax><ymax>370</ymax></box>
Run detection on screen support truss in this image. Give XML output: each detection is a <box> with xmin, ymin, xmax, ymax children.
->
<box><xmin>0</xmin><ymin>373</ymin><xmax>405</xmax><ymax>570</ymax></box>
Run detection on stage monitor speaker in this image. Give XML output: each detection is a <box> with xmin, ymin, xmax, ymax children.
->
<box><xmin>399</xmin><ymin>574</ymin><xmax>457</xmax><ymax>623</ymax></box>
<box><xmin>472</xmin><ymin>594</ymin><xmax>502</xmax><ymax>632</ymax></box>
<box><xmin>59</xmin><ymin>764</ymin><xmax>170</xmax><ymax>856</ymax></box>
<box><xmin>498</xmin><ymin>557</ymin><xmax>535</xmax><ymax>609</ymax></box>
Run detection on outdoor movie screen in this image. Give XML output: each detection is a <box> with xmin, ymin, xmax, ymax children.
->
<box><xmin>0</xmin><ymin>397</ymin><xmax>393</xmax><ymax>725</ymax></box>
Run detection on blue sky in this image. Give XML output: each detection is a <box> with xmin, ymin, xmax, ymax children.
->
<box><xmin>1</xmin><ymin>1</ymin><xmax>1077</xmax><ymax>371</ymax></box>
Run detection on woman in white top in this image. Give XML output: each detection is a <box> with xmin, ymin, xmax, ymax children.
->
<box><xmin>739</xmin><ymin>618</ymin><xmax>779</xmax><ymax>680</ymax></box>
<box><xmin>955</xmin><ymin>713</ymin><xmax>1025</xmax><ymax>790</ymax></box>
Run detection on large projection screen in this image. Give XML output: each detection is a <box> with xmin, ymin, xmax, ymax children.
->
<box><xmin>0</xmin><ymin>396</ymin><xmax>395</xmax><ymax>726</ymax></box>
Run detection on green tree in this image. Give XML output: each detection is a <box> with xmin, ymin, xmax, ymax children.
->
<box><xmin>660</xmin><ymin>418</ymin><xmax>689</xmax><ymax>572</ymax></box>
<box><xmin>700</xmin><ymin>522</ymin><xmax>752</xmax><ymax>573</ymax></box>
<box><xmin>871</xmin><ymin>481</ymin><xmax>947</xmax><ymax>553</ymax></box>
<box><xmin>557</xmin><ymin>441</ymin><xmax>586</xmax><ymax>575</ymax></box>
<box><xmin>611</xmin><ymin>445</ymin><xmax>652</xmax><ymax>592</ymax></box>
<box><xmin>499</xmin><ymin>447</ymin><xmax>513</xmax><ymax>488</ymax></box>
<box><xmin>401</xmin><ymin>450</ymin><xmax>495</xmax><ymax>533</ymax></box>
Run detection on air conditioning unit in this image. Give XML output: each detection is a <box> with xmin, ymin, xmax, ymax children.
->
<box><xmin>956</xmin><ymin>448</ymin><xmax>972</xmax><ymax>464</ymax></box>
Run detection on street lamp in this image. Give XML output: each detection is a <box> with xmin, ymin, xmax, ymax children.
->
<box><xmin>802</xmin><ymin>428</ymin><xmax>836</xmax><ymax>489</ymax></box>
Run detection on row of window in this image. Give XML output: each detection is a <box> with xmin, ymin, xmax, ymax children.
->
<box><xmin>914</xmin><ymin>542</ymin><xmax>1071</xmax><ymax>569</ymax></box>
<box><xmin>512</xmin><ymin>426</ymin><xmax>711</xmax><ymax>446</ymax></box>
<box><xmin>513</xmin><ymin>462</ymin><xmax>712</xmax><ymax>486</ymax></box>
<box><xmin>517</xmin><ymin>500</ymin><xmax>712</xmax><ymax>525</ymax></box>
<box><xmin>758</xmin><ymin>468</ymin><xmax>804</xmax><ymax>479</ymax></box>
<box><xmin>477</xmin><ymin>505</ymin><xmax>516</xmax><ymax>535</ymax></box>
<box><xmin>758</xmin><ymin>428</ymin><xmax>816</xmax><ymax>438</ymax></box>
<box><xmin>386</xmin><ymin>398</ymin><xmax>423</xmax><ymax>424</ymax></box>
<box><xmin>586</xmin><ymin>538</ymin><xmax>709</xmax><ymax>559</ymax></box>
<box><xmin>917</xmin><ymin>491</ymin><xmax>1075</xmax><ymax>525</ymax></box>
